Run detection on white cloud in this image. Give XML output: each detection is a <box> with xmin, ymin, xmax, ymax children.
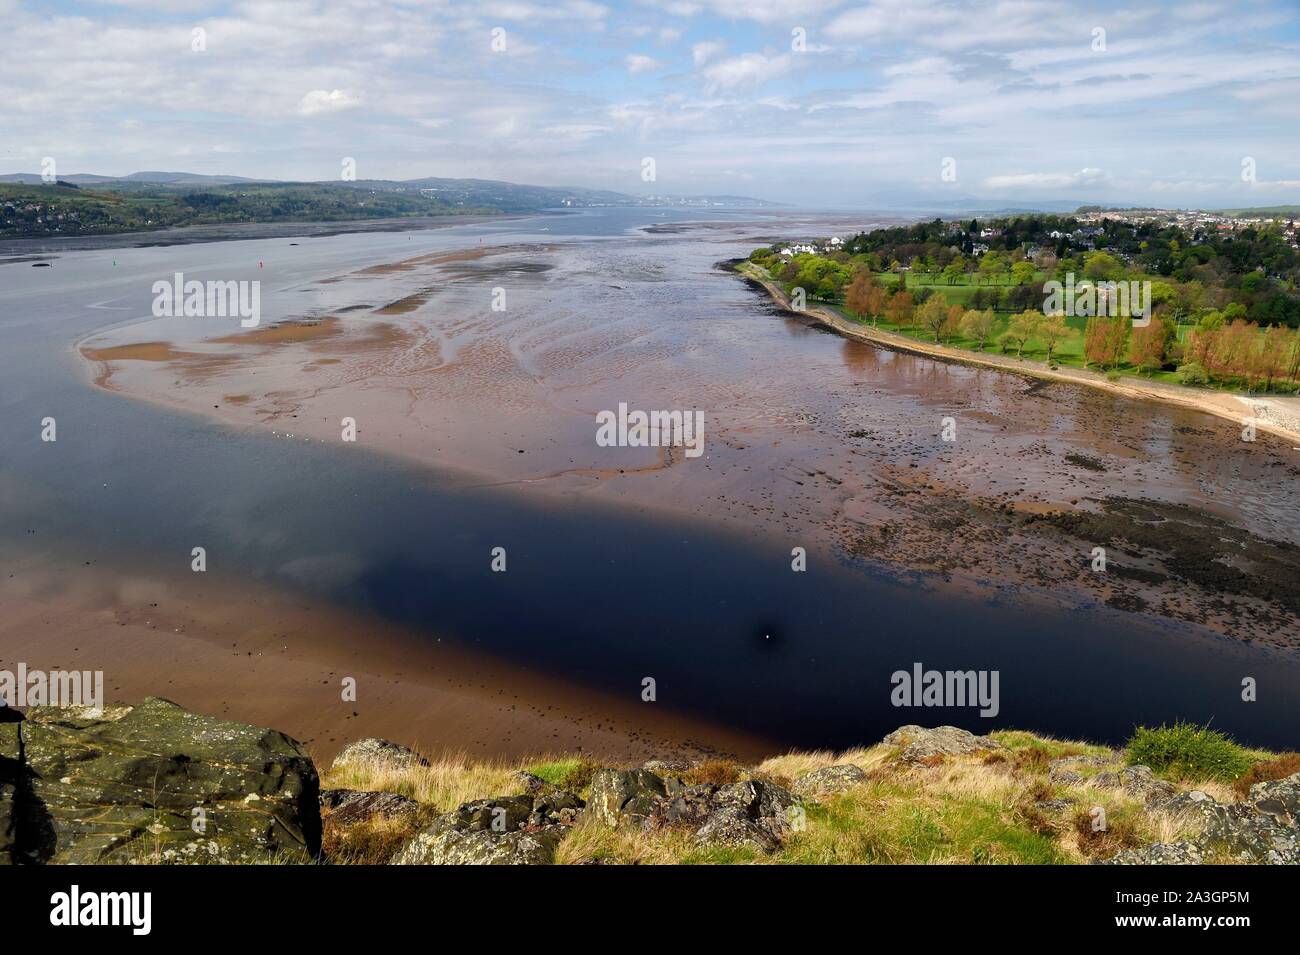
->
<box><xmin>982</xmin><ymin>168</ymin><xmax>1109</xmax><ymax>190</ymax></box>
<box><xmin>692</xmin><ymin>40</ymin><xmax>725</xmax><ymax>66</ymax></box>
<box><xmin>625</xmin><ymin>54</ymin><xmax>662</xmax><ymax>74</ymax></box>
<box><xmin>701</xmin><ymin>52</ymin><xmax>791</xmax><ymax>93</ymax></box>
<box><xmin>297</xmin><ymin>89</ymin><xmax>363</xmax><ymax>116</ymax></box>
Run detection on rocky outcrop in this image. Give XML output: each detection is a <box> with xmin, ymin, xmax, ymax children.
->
<box><xmin>392</xmin><ymin>791</ymin><xmax>585</xmax><ymax>865</ymax></box>
<box><xmin>1100</xmin><ymin>774</ymin><xmax>1300</xmax><ymax>865</ymax></box>
<box><xmin>1093</xmin><ymin>765</ymin><xmax>1176</xmax><ymax>803</ymax></box>
<box><xmin>884</xmin><ymin>725</ymin><xmax>1004</xmax><ymax>764</ymax></box>
<box><xmin>321</xmin><ymin>789</ymin><xmax>419</xmax><ymax>828</ymax></box>
<box><xmin>585</xmin><ymin>767</ymin><xmax>800</xmax><ymax>853</ymax></box>
<box><xmin>1</xmin><ymin>698</ymin><xmax>320</xmax><ymax>864</ymax></box>
<box><xmin>586</xmin><ymin>769</ymin><xmax>672</xmax><ymax>828</ymax></box>
<box><xmin>331</xmin><ymin>738</ymin><xmax>427</xmax><ymax>772</ymax></box>
<box><xmin>794</xmin><ymin>764</ymin><xmax>868</xmax><ymax>799</ymax></box>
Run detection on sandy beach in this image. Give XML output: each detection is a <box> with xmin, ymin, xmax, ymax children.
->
<box><xmin>0</xmin><ymin>549</ymin><xmax>776</xmax><ymax>764</ymax></box>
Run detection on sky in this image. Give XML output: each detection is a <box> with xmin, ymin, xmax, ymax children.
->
<box><xmin>1</xmin><ymin>0</ymin><xmax>1298</xmax><ymax>209</ymax></box>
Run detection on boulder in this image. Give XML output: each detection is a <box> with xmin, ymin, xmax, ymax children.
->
<box><xmin>393</xmin><ymin>824</ymin><xmax>566</xmax><ymax>865</ymax></box>
<box><xmin>320</xmin><ymin>789</ymin><xmax>419</xmax><ymax>828</ymax></box>
<box><xmin>696</xmin><ymin>805</ymin><xmax>781</xmax><ymax>853</ymax></box>
<box><xmin>392</xmin><ymin>790</ymin><xmax>582</xmax><ymax>865</ymax></box>
<box><xmin>5</xmin><ymin>698</ymin><xmax>320</xmax><ymax>864</ymax></box>
<box><xmin>512</xmin><ymin>771</ymin><xmax>548</xmax><ymax>795</ymax></box>
<box><xmin>794</xmin><ymin>764</ymin><xmax>868</xmax><ymax>799</ymax></box>
<box><xmin>1127</xmin><ymin>781</ymin><xmax>1300</xmax><ymax>865</ymax></box>
<box><xmin>1096</xmin><ymin>841</ymin><xmax>1205</xmax><ymax>865</ymax></box>
<box><xmin>696</xmin><ymin>779</ymin><xmax>799</xmax><ymax>852</ymax></box>
<box><xmin>586</xmin><ymin>769</ymin><xmax>669</xmax><ymax>828</ymax></box>
<box><xmin>883</xmin><ymin>725</ymin><xmax>1004</xmax><ymax>763</ymax></box>
<box><xmin>1250</xmin><ymin>772</ymin><xmax>1300</xmax><ymax>825</ymax></box>
<box><xmin>330</xmin><ymin>738</ymin><xmax>427</xmax><ymax>773</ymax></box>
<box><xmin>1092</xmin><ymin>765</ymin><xmax>1175</xmax><ymax>803</ymax></box>
<box><xmin>646</xmin><ymin>784</ymin><xmax>718</xmax><ymax>831</ymax></box>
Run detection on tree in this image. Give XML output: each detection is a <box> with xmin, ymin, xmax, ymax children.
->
<box><xmin>918</xmin><ymin>295</ymin><xmax>948</xmax><ymax>342</ymax></box>
<box><xmin>944</xmin><ymin>303</ymin><xmax>964</xmax><ymax>343</ymax></box>
<box><xmin>1251</xmin><ymin>325</ymin><xmax>1289</xmax><ymax>391</ymax></box>
<box><xmin>864</xmin><ymin>283</ymin><xmax>887</xmax><ymax>326</ymax></box>
<box><xmin>1129</xmin><ymin>320</ymin><xmax>1169</xmax><ymax>375</ymax></box>
<box><xmin>886</xmin><ymin>290</ymin><xmax>914</xmax><ymax>330</ymax></box>
<box><xmin>844</xmin><ymin>270</ymin><xmax>875</xmax><ymax>318</ymax></box>
<box><xmin>1003</xmin><ymin>310</ymin><xmax>1041</xmax><ymax>358</ymax></box>
<box><xmin>1037</xmin><ymin>314</ymin><xmax>1070</xmax><ymax>363</ymax></box>
<box><xmin>960</xmin><ymin>308</ymin><xmax>996</xmax><ymax>351</ymax></box>
<box><xmin>1084</xmin><ymin>316</ymin><xmax>1129</xmax><ymax>370</ymax></box>
<box><xmin>942</xmin><ymin>261</ymin><xmax>965</xmax><ymax>286</ymax></box>
<box><xmin>1011</xmin><ymin>261</ymin><xmax>1036</xmax><ymax>286</ymax></box>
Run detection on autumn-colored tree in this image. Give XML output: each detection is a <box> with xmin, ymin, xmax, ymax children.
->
<box><xmin>1285</xmin><ymin>327</ymin><xmax>1300</xmax><ymax>385</ymax></box>
<box><xmin>863</xmin><ymin>283</ymin><xmax>887</xmax><ymax>326</ymax></box>
<box><xmin>886</xmin><ymin>290</ymin><xmax>914</xmax><ymax>330</ymax></box>
<box><xmin>1129</xmin><ymin>320</ymin><xmax>1170</xmax><ymax>375</ymax></box>
<box><xmin>1084</xmin><ymin>316</ymin><xmax>1129</xmax><ymax>369</ymax></box>
<box><xmin>844</xmin><ymin>270</ymin><xmax>875</xmax><ymax>319</ymax></box>
<box><xmin>943</xmin><ymin>303</ymin><xmax>964</xmax><ymax>343</ymax></box>
<box><xmin>1252</xmin><ymin>325</ymin><xmax>1290</xmax><ymax>391</ymax></box>
<box><xmin>960</xmin><ymin>308</ymin><xmax>996</xmax><ymax>351</ymax></box>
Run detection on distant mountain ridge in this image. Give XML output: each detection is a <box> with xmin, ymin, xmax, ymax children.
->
<box><xmin>0</xmin><ymin>171</ymin><xmax>778</xmax><ymax>210</ymax></box>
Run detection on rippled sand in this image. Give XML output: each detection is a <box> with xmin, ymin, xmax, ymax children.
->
<box><xmin>79</xmin><ymin>224</ymin><xmax>1300</xmax><ymax>649</ymax></box>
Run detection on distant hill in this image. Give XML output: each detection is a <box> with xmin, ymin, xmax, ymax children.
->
<box><xmin>0</xmin><ymin>171</ymin><xmax>777</xmax><ymax>237</ymax></box>
<box><xmin>1218</xmin><ymin>205</ymin><xmax>1300</xmax><ymax>218</ymax></box>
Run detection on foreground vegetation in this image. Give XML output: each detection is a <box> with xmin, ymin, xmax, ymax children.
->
<box><xmin>318</xmin><ymin>723</ymin><xmax>1298</xmax><ymax>865</ymax></box>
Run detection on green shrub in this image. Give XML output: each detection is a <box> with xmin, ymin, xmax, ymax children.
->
<box><xmin>1176</xmin><ymin>362</ymin><xmax>1207</xmax><ymax>386</ymax></box>
<box><xmin>1125</xmin><ymin>722</ymin><xmax>1253</xmax><ymax>782</ymax></box>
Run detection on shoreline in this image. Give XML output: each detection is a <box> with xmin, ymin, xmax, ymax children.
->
<box><xmin>0</xmin><ymin>550</ymin><xmax>778</xmax><ymax>765</ymax></box>
<box><xmin>735</xmin><ymin>262</ymin><xmax>1300</xmax><ymax>447</ymax></box>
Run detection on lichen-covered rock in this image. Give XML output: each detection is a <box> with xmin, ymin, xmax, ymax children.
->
<box><xmin>1096</xmin><ymin>841</ymin><xmax>1204</xmax><ymax>865</ymax></box>
<box><xmin>1092</xmin><ymin>765</ymin><xmax>1175</xmax><ymax>803</ymax></box>
<box><xmin>696</xmin><ymin>779</ymin><xmax>800</xmax><ymax>852</ymax></box>
<box><xmin>7</xmin><ymin>698</ymin><xmax>320</xmax><ymax>864</ymax></box>
<box><xmin>883</xmin><ymin>725</ymin><xmax>1004</xmax><ymax>763</ymax></box>
<box><xmin>1197</xmin><ymin>801</ymin><xmax>1298</xmax><ymax>864</ymax></box>
<box><xmin>392</xmin><ymin>824</ymin><xmax>566</xmax><ymax>865</ymax></box>
<box><xmin>320</xmin><ymin>789</ymin><xmax>419</xmax><ymax>828</ymax></box>
<box><xmin>512</xmin><ymin>771</ymin><xmax>548</xmax><ymax>794</ymax></box>
<box><xmin>586</xmin><ymin>769</ymin><xmax>669</xmax><ymax>828</ymax></box>
<box><xmin>646</xmin><ymin>784</ymin><xmax>718</xmax><ymax>831</ymax></box>
<box><xmin>695</xmin><ymin>804</ymin><xmax>781</xmax><ymax>853</ymax></box>
<box><xmin>392</xmin><ymin>789</ymin><xmax>582</xmax><ymax>865</ymax></box>
<box><xmin>0</xmin><ymin>717</ymin><xmax>21</xmax><ymax>864</ymax></box>
<box><xmin>794</xmin><ymin>764</ymin><xmax>868</xmax><ymax>799</ymax></box>
<box><xmin>1048</xmin><ymin>753</ymin><xmax>1115</xmax><ymax>785</ymax></box>
<box><xmin>330</xmin><ymin>738</ymin><xmax>427</xmax><ymax>773</ymax></box>
<box><xmin>1250</xmin><ymin>772</ymin><xmax>1300</xmax><ymax>825</ymax></box>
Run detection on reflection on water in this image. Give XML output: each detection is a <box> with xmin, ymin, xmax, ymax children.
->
<box><xmin>1</xmin><ymin>208</ymin><xmax>1298</xmax><ymax>751</ymax></box>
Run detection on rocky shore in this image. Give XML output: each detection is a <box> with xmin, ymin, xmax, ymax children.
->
<box><xmin>3</xmin><ymin>699</ymin><xmax>1297</xmax><ymax>865</ymax></box>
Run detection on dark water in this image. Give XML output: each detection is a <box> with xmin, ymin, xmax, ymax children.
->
<box><xmin>2</xmin><ymin>208</ymin><xmax>1298</xmax><ymax>751</ymax></box>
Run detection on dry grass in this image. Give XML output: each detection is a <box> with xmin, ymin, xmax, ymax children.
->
<box><xmin>319</xmin><ymin>750</ymin><xmax>525</xmax><ymax>813</ymax></box>
<box><xmin>1233</xmin><ymin>752</ymin><xmax>1300</xmax><ymax>797</ymax></box>
<box><xmin>311</xmin><ymin>727</ymin><xmax>1277</xmax><ymax>865</ymax></box>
